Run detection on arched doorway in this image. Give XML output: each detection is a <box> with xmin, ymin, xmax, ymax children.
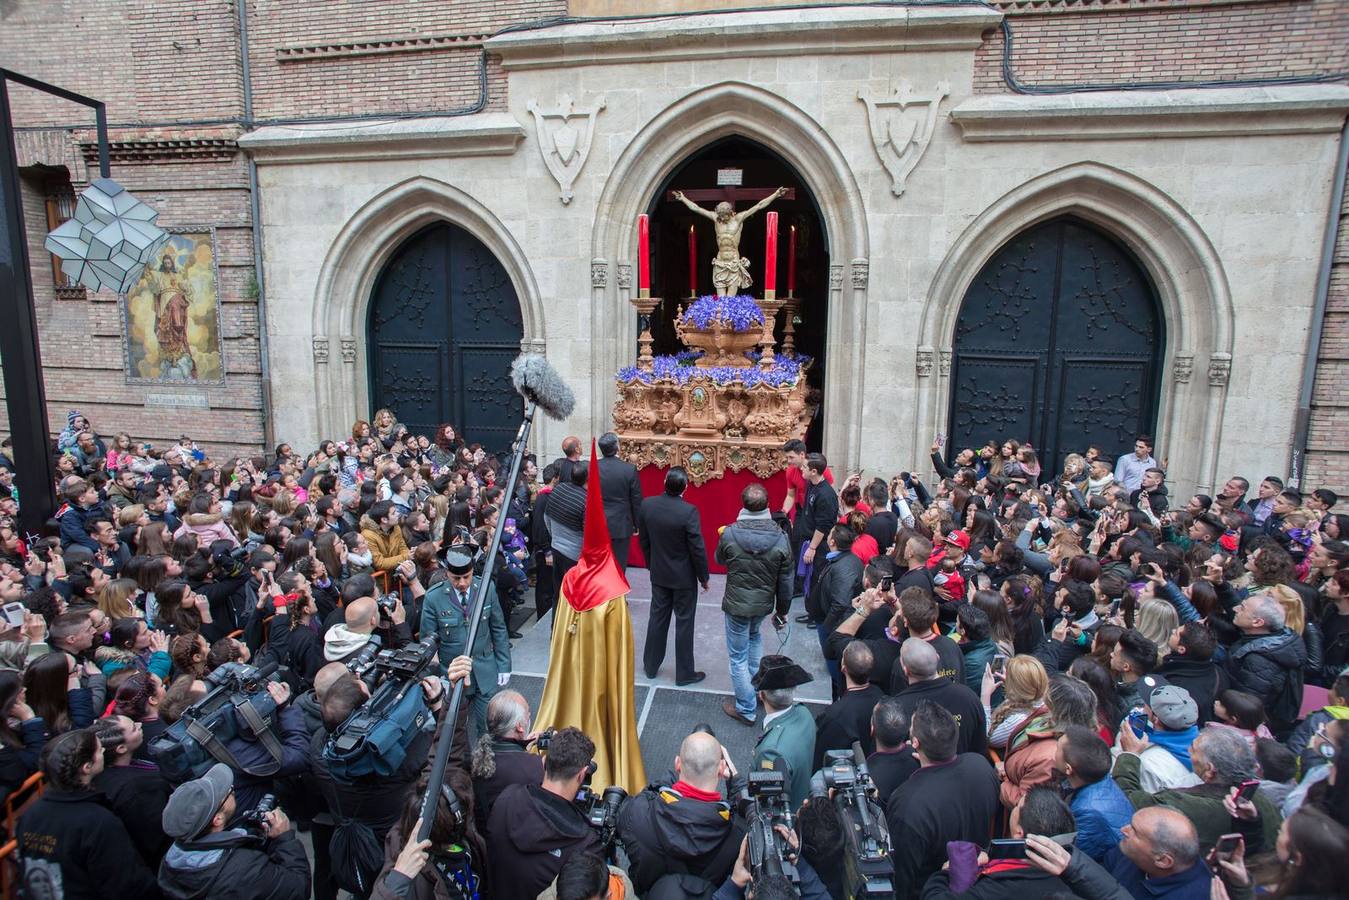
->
<box><xmin>946</xmin><ymin>217</ymin><xmax>1165</xmax><ymax>475</ymax></box>
<box><xmin>367</xmin><ymin>222</ymin><xmax>524</xmax><ymax>454</ymax></box>
<box><xmin>646</xmin><ymin>136</ymin><xmax>831</xmax><ymax>447</ymax></box>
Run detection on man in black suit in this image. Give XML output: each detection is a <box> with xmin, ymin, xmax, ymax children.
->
<box><xmin>637</xmin><ymin>467</ymin><xmax>710</xmax><ymax>685</ymax></box>
<box><xmin>596</xmin><ymin>432</ymin><xmax>643</xmax><ymax>570</ymax></box>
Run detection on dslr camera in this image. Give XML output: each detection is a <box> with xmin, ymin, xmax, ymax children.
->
<box><xmin>238</xmin><ymin>793</ymin><xmax>278</xmax><ymax>834</ymax></box>
<box><xmin>376</xmin><ymin>591</ymin><xmax>400</xmax><ymax>619</ymax></box>
<box><xmin>809</xmin><ymin>743</ymin><xmax>893</xmax><ymax>897</ymax></box>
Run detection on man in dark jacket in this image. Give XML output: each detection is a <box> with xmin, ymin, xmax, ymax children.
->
<box><xmin>1157</xmin><ymin>622</ymin><xmax>1227</xmax><ymax>727</ymax></box>
<box><xmin>894</xmin><ymin>638</ymin><xmax>988</xmax><ymax>758</ymax></box>
<box><xmin>867</xmin><ymin>696</ymin><xmax>920</xmax><ymax>802</ymax></box>
<box><xmin>886</xmin><ymin>701</ymin><xmax>999</xmax><ymax>899</ymax></box>
<box><xmin>596</xmin><ymin>432</ymin><xmax>643</xmax><ymax>569</ymax></box>
<box><xmin>531</xmin><ymin>463</ymin><xmax>560</xmax><ymax>620</ymax></box>
<box><xmin>486</xmin><ymin>726</ymin><xmax>600</xmax><ymax>898</ymax></box>
<box><xmin>1227</xmin><ymin>592</ymin><xmax>1307</xmax><ymax>737</ymax></box>
<box><xmin>616</xmin><ymin>730</ymin><xmax>744</xmax><ymax>896</ymax></box>
<box><xmin>716</xmin><ymin>483</ymin><xmax>793</xmax><ymax>725</ymax></box>
<box><xmin>814</xmin><ymin>640</ymin><xmax>883</xmax><ymax>769</ymax></box>
<box><xmin>796</xmin><ymin>453</ymin><xmax>840</xmax><ymax>622</ymax></box>
<box><xmin>158</xmin><ymin>762</ymin><xmax>310</xmax><ymax>900</ymax></box>
<box><xmin>470</xmin><ymin>690</ymin><xmax>544</xmax><ymax>834</ymax></box>
<box><xmin>638</xmin><ymin>467</ymin><xmax>710</xmax><ymax>685</ymax></box>
<box><xmin>56</xmin><ymin>477</ymin><xmax>104</xmax><ymax>552</ymax></box>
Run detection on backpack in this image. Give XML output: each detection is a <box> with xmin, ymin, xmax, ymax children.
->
<box><xmin>329</xmin><ymin>816</ymin><xmax>384</xmax><ymax>896</ymax></box>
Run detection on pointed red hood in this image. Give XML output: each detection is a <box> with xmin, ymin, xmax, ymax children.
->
<box><xmin>560</xmin><ymin>440</ymin><xmax>631</xmax><ymax>612</ymax></box>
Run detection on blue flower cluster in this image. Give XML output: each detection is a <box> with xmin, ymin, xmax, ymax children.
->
<box><xmin>745</xmin><ymin>349</ymin><xmax>815</xmax><ymax>369</ymax></box>
<box><xmin>615</xmin><ymin>353</ymin><xmax>803</xmax><ymax>388</ymax></box>
<box><xmin>682</xmin><ymin>294</ymin><xmax>766</xmax><ymax>332</ymax></box>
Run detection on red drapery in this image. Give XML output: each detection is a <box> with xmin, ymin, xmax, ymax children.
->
<box><xmin>628</xmin><ymin>465</ymin><xmax>790</xmax><ymax>575</ymax></box>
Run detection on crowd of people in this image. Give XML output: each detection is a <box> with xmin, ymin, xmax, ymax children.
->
<box><xmin>0</xmin><ymin>409</ymin><xmax>1344</xmax><ymax>899</ymax></box>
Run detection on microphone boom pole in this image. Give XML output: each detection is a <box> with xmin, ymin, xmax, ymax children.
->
<box><xmin>417</xmin><ymin>352</ymin><xmax>573</xmax><ymax>840</ymax></box>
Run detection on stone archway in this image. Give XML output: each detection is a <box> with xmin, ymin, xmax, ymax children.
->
<box><xmin>589</xmin><ymin>81</ymin><xmax>869</xmax><ymax>468</ymax></box>
<box><xmin>309</xmin><ymin>176</ymin><xmax>546</xmax><ymax>441</ymax></box>
<box><xmin>916</xmin><ymin>162</ymin><xmax>1235</xmax><ymax>494</ymax></box>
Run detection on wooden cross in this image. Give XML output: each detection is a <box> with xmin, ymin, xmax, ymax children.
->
<box><xmin>665</xmin><ymin>187</ymin><xmax>796</xmax><ymax>204</ymax></box>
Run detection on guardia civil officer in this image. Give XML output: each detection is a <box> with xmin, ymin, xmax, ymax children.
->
<box><xmin>751</xmin><ymin>655</ymin><xmax>816</xmax><ymax>810</ymax></box>
<box><xmin>419</xmin><ymin>538</ymin><xmax>511</xmax><ymax>734</ymax></box>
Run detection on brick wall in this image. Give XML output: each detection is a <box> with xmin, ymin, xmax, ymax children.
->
<box><xmin>974</xmin><ymin>0</ymin><xmax>1349</xmax><ymax>93</ymax></box>
<box><xmin>1305</xmin><ymin>153</ymin><xmax>1349</xmax><ymax>499</ymax></box>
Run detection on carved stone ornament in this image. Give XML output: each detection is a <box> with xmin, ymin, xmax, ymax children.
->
<box><xmin>916</xmin><ymin>347</ymin><xmax>934</xmax><ymax>377</ymax></box>
<box><xmin>858</xmin><ymin>81</ymin><xmax>950</xmax><ymax>197</ymax></box>
<box><xmin>526</xmin><ymin>94</ymin><xmax>607</xmax><ymax>205</ymax></box>
<box><xmin>1208</xmin><ymin>353</ymin><xmax>1231</xmax><ymax>387</ymax></box>
<box><xmin>939</xmin><ymin>349</ymin><xmax>952</xmax><ymax>377</ymax></box>
<box><xmin>1173</xmin><ymin>352</ymin><xmax>1194</xmax><ymax>384</ymax></box>
<box><xmin>829</xmin><ymin>265</ymin><xmax>843</xmax><ymax>290</ymax></box>
<box><xmin>616</xmin><ymin>263</ymin><xmax>633</xmax><ymax>291</ymax></box>
<box><xmin>340</xmin><ymin>337</ymin><xmax>357</xmax><ymax>365</ymax></box>
<box><xmin>851</xmin><ymin>259</ymin><xmax>869</xmax><ymax>290</ymax></box>
<box><xmin>312</xmin><ymin>336</ymin><xmax>330</xmax><ymax>364</ymax></box>
<box><xmin>591</xmin><ymin>258</ymin><xmax>608</xmax><ymax>289</ymax></box>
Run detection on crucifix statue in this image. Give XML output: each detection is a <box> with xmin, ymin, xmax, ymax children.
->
<box><xmin>671</xmin><ymin>185</ymin><xmax>791</xmax><ymax>296</ymax></box>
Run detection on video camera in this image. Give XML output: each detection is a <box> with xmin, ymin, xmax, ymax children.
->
<box><xmin>324</xmin><ymin>634</ymin><xmax>441</xmax><ymax>779</ymax></box>
<box><xmin>809</xmin><ymin>742</ymin><xmax>893</xmax><ymax>898</ymax></box>
<box><xmin>737</xmin><ymin>769</ymin><xmax>799</xmax><ymax>885</ymax></box>
<box><xmin>150</xmin><ymin>661</ymin><xmax>282</xmax><ymax>781</ymax></box>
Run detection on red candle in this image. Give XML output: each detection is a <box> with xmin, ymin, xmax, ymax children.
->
<box><xmin>637</xmin><ymin>214</ymin><xmax>650</xmax><ymax>294</ymax></box>
<box><xmin>764</xmin><ymin>211</ymin><xmax>778</xmax><ymax>297</ymax></box>
<box><xmin>688</xmin><ymin>225</ymin><xmax>697</xmax><ymax>296</ymax></box>
<box><xmin>787</xmin><ymin>224</ymin><xmax>797</xmax><ymax>295</ymax></box>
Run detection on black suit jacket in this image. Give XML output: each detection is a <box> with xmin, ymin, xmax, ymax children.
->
<box><xmin>597</xmin><ymin>455</ymin><xmax>643</xmax><ymax>539</ymax></box>
<box><xmin>638</xmin><ymin>493</ymin><xmax>710</xmax><ymax>589</ymax></box>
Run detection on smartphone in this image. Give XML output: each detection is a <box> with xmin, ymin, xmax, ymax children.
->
<box><xmin>934</xmin><ymin>433</ymin><xmax>946</xmax><ymax>449</ymax></box>
<box><xmin>1213</xmin><ymin>834</ymin><xmax>1241</xmax><ymax>858</ymax></box>
<box><xmin>1</xmin><ymin>602</ymin><xmax>25</xmax><ymax>628</ymax></box>
<box><xmin>990</xmin><ymin>655</ymin><xmax>1008</xmax><ymax>678</ymax></box>
<box><xmin>1109</xmin><ymin>599</ymin><xmax>1122</xmax><ymax>617</ymax></box>
<box><xmin>988</xmin><ymin>839</ymin><xmax>1027</xmax><ymax>860</ymax></box>
<box><xmin>879</xmin><ymin>575</ymin><xmax>894</xmax><ymax>593</ymax></box>
<box><xmin>1234</xmin><ymin>779</ymin><xmax>1260</xmax><ymax>803</ymax></box>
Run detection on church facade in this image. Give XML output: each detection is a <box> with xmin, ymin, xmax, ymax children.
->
<box><xmin>4</xmin><ymin>0</ymin><xmax>1348</xmax><ymax>498</ymax></box>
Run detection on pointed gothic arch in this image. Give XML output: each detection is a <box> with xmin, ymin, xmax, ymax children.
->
<box><xmin>915</xmin><ymin>162</ymin><xmax>1235</xmax><ymax>494</ymax></box>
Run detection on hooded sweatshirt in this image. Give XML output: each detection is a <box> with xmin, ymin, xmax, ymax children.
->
<box><xmin>323</xmin><ymin>625</ymin><xmax>374</xmax><ymax>662</ymax></box>
<box><xmin>158</xmin><ymin>828</ymin><xmax>310</xmax><ymax>900</ymax></box>
<box><xmin>485</xmin><ymin>783</ymin><xmax>599</xmax><ymax>899</ymax></box>
<box><xmin>616</xmin><ymin>783</ymin><xmax>742</xmax><ymax>894</ymax></box>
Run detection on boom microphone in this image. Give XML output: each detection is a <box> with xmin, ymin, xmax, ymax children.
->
<box><xmin>510</xmin><ymin>353</ymin><xmax>575</xmax><ymax>421</ymax></box>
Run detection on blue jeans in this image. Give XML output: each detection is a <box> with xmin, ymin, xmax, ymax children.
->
<box><xmin>725</xmin><ymin>612</ymin><xmax>764</xmax><ymax>717</ymax></box>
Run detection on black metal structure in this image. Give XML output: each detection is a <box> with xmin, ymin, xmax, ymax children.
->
<box><xmin>946</xmin><ymin>217</ymin><xmax>1164</xmax><ymax>475</ymax></box>
<box><xmin>0</xmin><ymin>70</ymin><xmax>112</xmax><ymax>537</ymax></box>
<box><xmin>367</xmin><ymin>222</ymin><xmax>524</xmax><ymax>454</ymax></box>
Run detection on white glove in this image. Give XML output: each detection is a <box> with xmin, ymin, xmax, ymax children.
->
<box><xmin>497</xmin><ymin>672</ymin><xmax>511</xmax><ymax>687</ymax></box>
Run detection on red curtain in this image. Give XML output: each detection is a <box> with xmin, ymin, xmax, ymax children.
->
<box><xmin>628</xmin><ymin>466</ymin><xmax>790</xmax><ymax>575</ymax></box>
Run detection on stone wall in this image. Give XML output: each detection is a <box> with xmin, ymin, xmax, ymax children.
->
<box><xmin>1305</xmin><ymin>154</ymin><xmax>1349</xmax><ymax>496</ymax></box>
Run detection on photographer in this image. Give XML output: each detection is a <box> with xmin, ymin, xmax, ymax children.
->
<box><xmin>486</xmin><ymin>726</ymin><xmax>601</xmax><ymax>898</ymax></box>
<box><xmin>616</xmin><ymin>730</ymin><xmax>745</xmax><ymax>896</ymax></box>
<box><xmin>470</xmin><ymin>690</ymin><xmax>544</xmax><ymax>833</ymax></box>
<box><xmin>323</xmin><ymin>577</ymin><xmax>412</xmax><ymax>664</ymax></box>
<box><xmin>309</xmin><ymin>655</ymin><xmax>471</xmax><ymax>900</ymax></box>
<box><xmin>713</xmin><ymin>827</ymin><xmax>831</xmax><ymax>900</ymax></box>
<box><xmin>158</xmin><ymin>763</ymin><xmax>311</xmax><ymax>900</ymax></box>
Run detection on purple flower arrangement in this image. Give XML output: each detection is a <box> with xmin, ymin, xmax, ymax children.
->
<box><xmin>616</xmin><ymin>353</ymin><xmax>803</xmax><ymax>388</ymax></box>
<box><xmin>681</xmin><ymin>294</ymin><xmax>766</xmax><ymax>332</ymax></box>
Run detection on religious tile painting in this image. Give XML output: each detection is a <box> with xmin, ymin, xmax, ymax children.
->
<box><xmin>120</xmin><ymin>228</ymin><xmax>225</xmax><ymax>384</ymax></box>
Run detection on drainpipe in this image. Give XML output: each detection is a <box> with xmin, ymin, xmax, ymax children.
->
<box><xmin>1290</xmin><ymin>118</ymin><xmax>1348</xmax><ymax>489</ymax></box>
<box><xmin>236</xmin><ymin>0</ymin><xmax>275</xmax><ymax>453</ymax></box>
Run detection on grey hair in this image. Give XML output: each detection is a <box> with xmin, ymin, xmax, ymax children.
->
<box><xmin>1146</xmin><ymin>808</ymin><xmax>1201</xmax><ymax>868</ymax></box>
<box><xmin>900</xmin><ymin>638</ymin><xmax>938</xmax><ymax>680</ymax></box>
<box><xmin>1193</xmin><ymin>726</ymin><xmax>1259</xmax><ymax>785</ymax></box>
<box><xmin>1046</xmin><ymin>675</ymin><xmax>1098</xmax><ymax>729</ymax></box>
<box><xmin>471</xmin><ymin>690</ymin><xmax>530</xmax><ymax>779</ymax></box>
<box><xmin>1246</xmin><ymin>593</ymin><xmax>1286</xmax><ymax>630</ymax></box>
<box><xmin>762</xmin><ymin>687</ymin><xmax>794</xmax><ymax>709</ymax></box>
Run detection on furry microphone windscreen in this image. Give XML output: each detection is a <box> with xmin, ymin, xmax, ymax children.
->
<box><xmin>510</xmin><ymin>353</ymin><xmax>576</xmax><ymax>421</ymax></box>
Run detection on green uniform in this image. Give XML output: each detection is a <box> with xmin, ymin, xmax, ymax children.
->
<box><xmin>420</xmin><ymin>575</ymin><xmax>511</xmax><ymax>732</ymax></box>
<box><xmin>753</xmin><ymin>703</ymin><xmax>816</xmax><ymax>810</ymax></box>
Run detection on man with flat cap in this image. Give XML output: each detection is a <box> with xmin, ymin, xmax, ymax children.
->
<box><xmin>158</xmin><ymin>762</ymin><xmax>311</xmax><ymax>898</ymax></box>
<box><xmin>420</xmin><ymin>537</ymin><xmax>512</xmax><ymax>734</ymax></box>
<box><xmin>752</xmin><ymin>654</ymin><xmax>816</xmax><ymax>810</ymax></box>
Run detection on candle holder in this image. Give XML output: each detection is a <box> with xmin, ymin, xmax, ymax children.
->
<box><xmin>631</xmin><ymin>292</ymin><xmax>660</xmax><ymax>369</ymax></box>
<box><xmin>757</xmin><ymin>293</ymin><xmax>784</xmax><ymax>369</ymax></box>
<box><xmin>781</xmin><ymin>294</ymin><xmax>799</xmax><ymax>356</ymax></box>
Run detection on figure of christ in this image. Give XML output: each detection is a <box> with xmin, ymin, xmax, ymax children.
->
<box><xmin>673</xmin><ymin>186</ymin><xmax>787</xmax><ymax>296</ymax></box>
